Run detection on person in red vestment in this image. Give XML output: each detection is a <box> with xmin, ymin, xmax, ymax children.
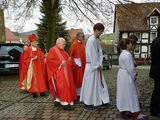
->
<box><xmin>46</xmin><ymin>37</ymin><xmax>77</xmax><ymax>110</ymax></box>
<box><xmin>69</xmin><ymin>32</ymin><xmax>86</xmax><ymax>100</ymax></box>
<box><xmin>20</xmin><ymin>34</ymin><xmax>48</xmax><ymax>98</ymax></box>
<box><xmin>19</xmin><ymin>42</ymin><xmax>29</xmax><ymax>89</ymax></box>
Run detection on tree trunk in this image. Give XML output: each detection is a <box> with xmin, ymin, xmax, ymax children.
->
<box><xmin>44</xmin><ymin>0</ymin><xmax>58</xmax><ymax>52</ymax></box>
<box><xmin>0</xmin><ymin>9</ymin><xmax>6</xmax><ymax>43</ymax></box>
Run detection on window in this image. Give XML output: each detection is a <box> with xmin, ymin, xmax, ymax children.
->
<box><xmin>142</xmin><ymin>33</ymin><xmax>149</xmax><ymax>38</ymax></box>
<box><xmin>150</xmin><ymin>16</ymin><xmax>158</xmax><ymax>25</ymax></box>
<box><xmin>142</xmin><ymin>46</ymin><xmax>148</xmax><ymax>52</ymax></box>
<box><xmin>150</xmin><ymin>32</ymin><xmax>157</xmax><ymax>42</ymax></box>
<box><xmin>0</xmin><ymin>45</ymin><xmax>23</xmax><ymax>56</ymax></box>
<box><xmin>122</xmin><ymin>33</ymin><xmax>128</xmax><ymax>38</ymax></box>
<box><xmin>135</xmin><ymin>45</ymin><xmax>140</xmax><ymax>53</ymax></box>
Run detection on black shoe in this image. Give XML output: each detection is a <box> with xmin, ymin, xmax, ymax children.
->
<box><xmin>32</xmin><ymin>93</ymin><xmax>38</xmax><ymax>98</ymax></box>
<box><xmin>151</xmin><ymin>113</ymin><xmax>160</xmax><ymax>117</ymax></box>
<box><xmin>139</xmin><ymin>102</ymin><xmax>142</xmax><ymax>108</ymax></box>
<box><xmin>84</xmin><ymin>104</ymin><xmax>96</xmax><ymax>112</ymax></box>
<box><xmin>77</xmin><ymin>96</ymin><xmax>80</xmax><ymax>101</ymax></box>
<box><xmin>101</xmin><ymin>103</ymin><xmax>113</xmax><ymax>108</ymax></box>
<box><xmin>63</xmin><ymin>105</ymin><xmax>73</xmax><ymax>110</ymax></box>
<box><xmin>120</xmin><ymin>111</ymin><xmax>132</xmax><ymax>118</ymax></box>
<box><xmin>40</xmin><ymin>92</ymin><xmax>47</xmax><ymax>97</ymax></box>
<box><xmin>54</xmin><ymin>101</ymin><xmax>61</xmax><ymax>107</ymax></box>
<box><xmin>74</xmin><ymin>100</ymin><xmax>79</xmax><ymax>104</ymax></box>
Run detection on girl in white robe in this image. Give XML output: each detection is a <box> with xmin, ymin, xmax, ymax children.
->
<box><xmin>117</xmin><ymin>39</ymin><xmax>148</xmax><ymax>120</ymax></box>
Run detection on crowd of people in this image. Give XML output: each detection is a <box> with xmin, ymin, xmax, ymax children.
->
<box><xmin>18</xmin><ymin>23</ymin><xmax>160</xmax><ymax>120</ymax></box>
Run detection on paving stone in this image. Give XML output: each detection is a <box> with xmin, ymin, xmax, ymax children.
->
<box><xmin>0</xmin><ymin>68</ymin><xmax>156</xmax><ymax>120</ymax></box>
<box><xmin>96</xmin><ymin>118</ymin><xmax>105</xmax><ymax>120</ymax></box>
<box><xmin>42</xmin><ymin>115</ymin><xmax>52</xmax><ymax>119</ymax></box>
<box><xmin>88</xmin><ymin>117</ymin><xmax>96</xmax><ymax>120</ymax></box>
<box><xmin>68</xmin><ymin>117</ymin><xmax>77</xmax><ymax>120</ymax></box>
<box><xmin>59</xmin><ymin>113</ymin><xmax>69</xmax><ymax>116</ymax></box>
<box><xmin>58</xmin><ymin>116</ymin><xmax>69</xmax><ymax>119</ymax></box>
<box><xmin>69</xmin><ymin>113</ymin><xmax>79</xmax><ymax>117</ymax></box>
<box><xmin>25</xmin><ymin>114</ymin><xmax>35</xmax><ymax>118</ymax></box>
<box><xmin>18</xmin><ymin>118</ymin><xmax>28</xmax><ymax>120</ymax></box>
<box><xmin>101</xmin><ymin>114</ymin><xmax>109</xmax><ymax>118</ymax></box>
<box><xmin>104</xmin><ymin>118</ymin><xmax>113</xmax><ymax>120</ymax></box>
<box><xmin>109</xmin><ymin>114</ymin><xmax>117</xmax><ymax>118</ymax></box>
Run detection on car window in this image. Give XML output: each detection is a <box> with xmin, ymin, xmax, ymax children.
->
<box><xmin>0</xmin><ymin>45</ymin><xmax>23</xmax><ymax>56</ymax></box>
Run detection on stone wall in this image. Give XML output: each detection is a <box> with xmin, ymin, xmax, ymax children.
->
<box><xmin>0</xmin><ymin>8</ymin><xmax>5</xmax><ymax>43</ymax></box>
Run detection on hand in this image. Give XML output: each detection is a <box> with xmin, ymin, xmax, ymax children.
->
<box><xmin>134</xmin><ymin>62</ymin><xmax>137</xmax><ymax>67</ymax></box>
<box><xmin>33</xmin><ymin>56</ymin><xmax>38</xmax><ymax>60</ymax></box>
<box><xmin>98</xmin><ymin>66</ymin><xmax>102</xmax><ymax>71</ymax></box>
<box><xmin>136</xmin><ymin>72</ymin><xmax>138</xmax><ymax>76</ymax></box>
<box><xmin>61</xmin><ymin>60</ymin><xmax>66</xmax><ymax>65</ymax></box>
<box><xmin>69</xmin><ymin>57</ymin><xmax>72</xmax><ymax>64</ymax></box>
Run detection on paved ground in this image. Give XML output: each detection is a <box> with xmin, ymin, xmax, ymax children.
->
<box><xmin>0</xmin><ymin>66</ymin><xmax>160</xmax><ymax>120</ymax></box>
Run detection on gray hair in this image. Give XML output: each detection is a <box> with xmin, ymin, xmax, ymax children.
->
<box><xmin>76</xmin><ymin>32</ymin><xmax>84</xmax><ymax>39</ymax></box>
<box><xmin>56</xmin><ymin>37</ymin><xmax>65</xmax><ymax>44</ymax></box>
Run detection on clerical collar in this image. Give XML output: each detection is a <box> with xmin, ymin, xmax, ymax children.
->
<box><xmin>78</xmin><ymin>40</ymin><xmax>82</xmax><ymax>43</ymax></box>
<box><xmin>31</xmin><ymin>46</ymin><xmax>37</xmax><ymax>51</ymax></box>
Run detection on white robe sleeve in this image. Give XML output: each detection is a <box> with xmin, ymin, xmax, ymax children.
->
<box><xmin>124</xmin><ymin>53</ymin><xmax>136</xmax><ymax>80</ymax></box>
<box><xmin>98</xmin><ymin>43</ymin><xmax>103</xmax><ymax>67</ymax></box>
<box><xmin>86</xmin><ymin>37</ymin><xmax>101</xmax><ymax>71</ymax></box>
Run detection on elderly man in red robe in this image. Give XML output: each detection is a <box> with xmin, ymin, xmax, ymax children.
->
<box><xmin>46</xmin><ymin>37</ymin><xmax>77</xmax><ymax>110</ymax></box>
<box><xmin>20</xmin><ymin>34</ymin><xmax>48</xmax><ymax>98</ymax></box>
<box><xmin>19</xmin><ymin>42</ymin><xmax>29</xmax><ymax>89</ymax></box>
<box><xmin>69</xmin><ymin>32</ymin><xmax>86</xmax><ymax>100</ymax></box>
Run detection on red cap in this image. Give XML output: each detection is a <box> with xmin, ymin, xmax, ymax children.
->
<box><xmin>28</xmin><ymin>34</ymin><xmax>37</xmax><ymax>42</ymax></box>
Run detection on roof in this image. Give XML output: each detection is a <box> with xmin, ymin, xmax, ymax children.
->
<box><xmin>114</xmin><ymin>2</ymin><xmax>160</xmax><ymax>32</ymax></box>
<box><xmin>69</xmin><ymin>28</ymin><xmax>83</xmax><ymax>42</ymax></box>
<box><xmin>5</xmin><ymin>27</ymin><xmax>19</xmax><ymax>42</ymax></box>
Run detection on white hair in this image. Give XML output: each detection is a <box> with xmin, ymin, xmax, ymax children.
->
<box><xmin>56</xmin><ymin>37</ymin><xmax>65</xmax><ymax>44</ymax></box>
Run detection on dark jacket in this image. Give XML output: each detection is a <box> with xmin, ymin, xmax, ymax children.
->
<box><xmin>149</xmin><ymin>37</ymin><xmax>160</xmax><ymax>79</ymax></box>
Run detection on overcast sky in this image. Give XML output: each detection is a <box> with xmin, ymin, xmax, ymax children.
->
<box><xmin>3</xmin><ymin>0</ymin><xmax>160</xmax><ymax>34</ymax></box>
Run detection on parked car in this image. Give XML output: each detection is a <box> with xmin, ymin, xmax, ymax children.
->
<box><xmin>0</xmin><ymin>43</ymin><xmax>24</xmax><ymax>74</ymax></box>
<box><xmin>103</xmin><ymin>52</ymin><xmax>112</xmax><ymax>70</ymax></box>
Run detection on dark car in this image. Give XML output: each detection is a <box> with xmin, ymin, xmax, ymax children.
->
<box><xmin>103</xmin><ymin>52</ymin><xmax>112</xmax><ymax>70</ymax></box>
<box><xmin>0</xmin><ymin>43</ymin><xmax>24</xmax><ymax>74</ymax></box>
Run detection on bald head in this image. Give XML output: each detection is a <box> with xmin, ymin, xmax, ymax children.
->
<box><xmin>56</xmin><ymin>37</ymin><xmax>66</xmax><ymax>49</ymax></box>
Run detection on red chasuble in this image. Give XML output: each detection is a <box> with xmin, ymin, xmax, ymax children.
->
<box><xmin>46</xmin><ymin>46</ymin><xmax>77</xmax><ymax>103</ymax></box>
<box><xmin>20</xmin><ymin>47</ymin><xmax>48</xmax><ymax>93</ymax></box>
<box><xmin>19</xmin><ymin>52</ymin><xmax>24</xmax><ymax>88</ymax></box>
<box><xmin>69</xmin><ymin>40</ymin><xmax>86</xmax><ymax>87</ymax></box>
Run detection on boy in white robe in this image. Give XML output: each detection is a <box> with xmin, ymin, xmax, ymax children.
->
<box><xmin>80</xmin><ymin>23</ymin><xmax>110</xmax><ymax>111</ymax></box>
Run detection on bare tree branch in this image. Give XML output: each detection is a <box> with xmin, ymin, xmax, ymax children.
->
<box><xmin>72</xmin><ymin>0</ymin><xmax>94</xmax><ymax>24</ymax></box>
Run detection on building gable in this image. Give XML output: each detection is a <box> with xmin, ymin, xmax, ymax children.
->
<box><xmin>147</xmin><ymin>7</ymin><xmax>160</xmax><ymax>17</ymax></box>
<box><xmin>114</xmin><ymin>2</ymin><xmax>160</xmax><ymax>31</ymax></box>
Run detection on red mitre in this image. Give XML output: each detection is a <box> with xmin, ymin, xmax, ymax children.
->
<box><xmin>28</xmin><ymin>34</ymin><xmax>37</xmax><ymax>42</ymax></box>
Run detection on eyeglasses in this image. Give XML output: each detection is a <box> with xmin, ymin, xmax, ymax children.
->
<box><xmin>24</xmin><ymin>44</ymin><xmax>28</xmax><ymax>46</ymax></box>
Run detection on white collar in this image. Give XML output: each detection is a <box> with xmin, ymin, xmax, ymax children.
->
<box><xmin>31</xmin><ymin>46</ymin><xmax>37</xmax><ymax>51</ymax></box>
<box><xmin>78</xmin><ymin>40</ymin><xmax>82</xmax><ymax>43</ymax></box>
